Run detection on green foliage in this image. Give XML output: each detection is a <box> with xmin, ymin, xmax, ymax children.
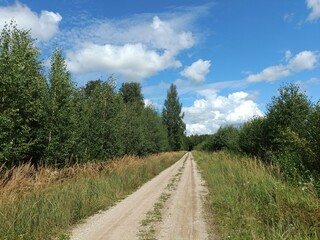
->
<box><xmin>0</xmin><ymin>22</ymin><xmax>47</xmax><ymax>166</ymax></box>
<box><xmin>265</xmin><ymin>83</ymin><xmax>312</xmax><ymax>155</ymax></box>
<box><xmin>237</xmin><ymin>83</ymin><xmax>320</xmax><ymax>192</ymax></box>
<box><xmin>308</xmin><ymin>103</ymin><xmax>320</xmax><ymax>171</ymax></box>
<box><xmin>195</xmin><ymin>151</ymin><xmax>320</xmax><ymax>240</ymax></box>
<box><xmin>78</xmin><ymin>79</ymin><xmax>125</xmax><ymax>161</ymax></box>
<box><xmin>194</xmin><ymin>83</ymin><xmax>320</xmax><ymax>192</ymax></box>
<box><xmin>239</xmin><ymin>117</ymin><xmax>266</xmax><ymax>157</ymax></box>
<box><xmin>44</xmin><ymin>48</ymin><xmax>77</xmax><ymax>166</ymax></box>
<box><xmin>199</xmin><ymin>126</ymin><xmax>240</xmax><ymax>153</ymax></box>
<box><xmin>119</xmin><ymin>82</ymin><xmax>144</xmax><ymax>106</ymax></box>
<box><xmin>162</xmin><ymin>84</ymin><xmax>186</xmax><ymax>151</ymax></box>
<box><xmin>142</xmin><ymin>106</ymin><xmax>169</xmax><ymax>153</ymax></box>
<box><xmin>0</xmin><ymin>24</ymin><xmax>172</xmax><ymax>167</ymax></box>
<box><xmin>185</xmin><ymin>134</ymin><xmax>210</xmax><ymax>151</ymax></box>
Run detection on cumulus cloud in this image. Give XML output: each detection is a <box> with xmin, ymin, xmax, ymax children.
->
<box><xmin>289</xmin><ymin>51</ymin><xmax>318</xmax><ymax>70</ymax></box>
<box><xmin>246</xmin><ymin>50</ymin><xmax>318</xmax><ymax>82</ymax></box>
<box><xmin>306</xmin><ymin>0</ymin><xmax>320</xmax><ymax>21</ymax></box>
<box><xmin>0</xmin><ymin>3</ymin><xmax>62</xmax><ymax>41</ymax></box>
<box><xmin>151</xmin><ymin>16</ymin><xmax>195</xmax><ymax>54</ymax></box>
<box><xmin>66</xmin><ymin>42</ymin><xmax>181</xmax><ymax>82</ymax></box>
<box><xmin>180</xmin><ymin>59</ymin><xmax>211</xmax><ymax>83</ymax></box>
<box><xmin>183</xmin><ymin>91</ymin><xmax>263</xmax><ymax>135</ymax></box>
<box><xmin>66</xmin><ymin>16</ymin><xmax>195</xmax><ymax>82</ymax></box>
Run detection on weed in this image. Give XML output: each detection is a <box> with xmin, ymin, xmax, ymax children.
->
<box><xmin>194</xmin><ymin>151</ymin><xmax>320</xmax><ymax>240</ymax></box>
<box><xmin>0</xmin><ymin>152</ymin><xmax>185</xmax><ymax>240</ymax></box>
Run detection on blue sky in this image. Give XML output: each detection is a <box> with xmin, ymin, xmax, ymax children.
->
<box><xmin>0</xmin><ymin>0</ymin><xmax>319</xmax><ymax>135</ymax></box>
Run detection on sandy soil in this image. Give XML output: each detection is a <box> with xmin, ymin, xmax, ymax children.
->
<box><xmin>156</xmin><ymin>153</ymin><xmax>208</xmax><ymax>240</ymax></box>
<box><xmin>70</xmin><ymin>152</ymin><xmax>209</xmax><ymax>240</ymax></box>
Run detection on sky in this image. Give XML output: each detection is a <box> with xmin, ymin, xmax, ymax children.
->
<box><xmin>0</xmin><ymin>0</ymin><xmax>320</xmax><ymax>135</ymax></box>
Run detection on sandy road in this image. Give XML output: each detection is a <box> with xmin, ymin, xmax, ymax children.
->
<box><xmin>156</xmin><ymin>153</ymin><xmax>208</xmax><ymax>240</ymax></box>
<box><xmin>70</xmin><ymin>152</ymin><xmax>209</xmax><ymax>240</ymax></box>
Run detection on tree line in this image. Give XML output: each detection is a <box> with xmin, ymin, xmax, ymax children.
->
<box><xmin>0</xmin><ymin>23</ymin><xmax>185</xmax><ymax>167</ymax></box>
<box><xmin>188</xmin><ymin>83</ymin><xmax>320</xmax><ymax>189</ymax></box>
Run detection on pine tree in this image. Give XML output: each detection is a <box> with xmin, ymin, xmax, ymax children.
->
<box><xmin>162</xmin><ymin>84</ymin><xmax>185</xmax><ymax>151</ymax></box>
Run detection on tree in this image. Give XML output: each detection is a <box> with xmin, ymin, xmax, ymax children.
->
<box><xmin>264</xmin><ymin>83</ymin><xmax>312</xmax><ymax>157</ymax></box>
<box><xmin>239</xmin><ymin>117</ymin><xmax>267</xmax><ymax>157</ymax></box>
<box><xmin>119</xmin><ymin>82</ymin><xmax>144</xmax><ymax>106</ymax></box>
<box><xmin>44</xmin><ymin>48</ymin><xmax>77</xmax><ymax>166</ymax></box>
<box><xmin>142</xmin><ymin>106</ymin><xmax>169</xmax><ymax>153</ymax></box>
<box><xmin>200</xmin><ymin>126</ymin><xmax>240</xmax><ymax>152</ymax></box>
<box><xmin>79</xmin><ymin>79</ymin><xmax>125</xmax><ymax>161</ymax></box>
<box><xmin>162</xmin><ymin>84</ymin><xmax>185</xmax><ymax>151</ymax></box>
<box><xmin>307</xmin><ymin>102</ymin><xmax>320</xmax><ymax>171</ymax></box>
<box><xmin>0</xmin><ymin>22</ymin><xmax>47</xmax><ymax>166</ymax></box>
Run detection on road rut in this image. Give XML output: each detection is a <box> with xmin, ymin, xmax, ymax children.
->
<box><xmin>70</xmin><ymin>152</ymin><xmax>209</xmax><ymax>240</ymax></box>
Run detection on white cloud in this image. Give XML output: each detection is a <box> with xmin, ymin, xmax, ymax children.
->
<box><xmin>144</xmin><ymin>99</ymin><xmax>162</xmax><ymax>110</ymax></box>
<box><xmin>307</xmin><ymin>77</ymin><xmax>320</xmax><ymax>84</ymax></box>
<box><xmin>66</xmin><ymin>16</ymin><xmax>195</xmax><ymax>82</ymax></box>
<box><xmin>183</xmin><ymin>91</ymin><xmax>263</xmax><ymax>135</ymax></box>
<box><xmin>150</xmin><ymin>16</ymin><xmax>195</xmax><ymax>54</ymax></box>
<box><xmin>288</xmin><ymin>51</ymin><xmax>318</xmax><ymax>70</ymax></box>
<box><xmin>180</xmin><ymin>59</ymin><xmax>211</xmax><ymax>83</ymax></box>
<box><xmin>67</xmin><ymin>42</ymin><xmax>181</xmax><ymax>82</ymax></box>
<box><xmin>0</xmin><ymin>3</ymin><xmax>62</xmax><ymax>41</ymax></box>
<box><xmin>306</xmin><ymin>0</ymin><xmax>320</xmax><ymax>21</ymax></box>
<box><xmin>285</xmin><ymin>50</ymin><xmax>292</xmax><ymax>61</ymax></box>
<box><xmin>246</xmin><ymin>50</ymin><xmax>318</xmax><ymax>82</ymax></box>
<box><xmin>246</xmin><ymin>65</ymin><xmax>291</xmax><ymax>82</ymax></box>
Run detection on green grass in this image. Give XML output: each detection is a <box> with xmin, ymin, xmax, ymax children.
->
<box><xmin>194</xmin><ymin>151</ymin><xmax>320</xmax><ymax>240</ymax></box>
<box><xmin>0</xmin><ymin>152</ymin><xmax>185</xmax><ymax>240</ymax></box>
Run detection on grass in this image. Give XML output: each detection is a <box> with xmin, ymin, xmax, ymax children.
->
<box><xmin>0</xmin><ymin>152</ymin><xmax>185</xmax><ymax>240</ymax></box>
<box><xmin>194</xmin><ymin>151</ymin><xmax>320</xmax><ymax>240</ymax></box>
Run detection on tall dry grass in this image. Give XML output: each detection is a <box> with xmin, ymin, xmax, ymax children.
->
<box><xmin>0</xmin><ymin>152</ymin><xmax>185</xmax><ymax>239</ymax></box>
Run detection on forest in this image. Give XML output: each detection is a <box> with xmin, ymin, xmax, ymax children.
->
<box><xmin>0</xmin><ymin>23</ymin><xmax>186</xmax><ymax>168</ymax></box>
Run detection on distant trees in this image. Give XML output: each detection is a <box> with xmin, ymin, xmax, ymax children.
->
<box><xmin>162</xmin><ymin>84</ymin><xmax>186</xmax><ymax>151</ymax></box>
<box><xmin>0</xmin><ymin>24</ymin><xmax>183</xmax><ymax>168</ymax></box>
<box><xmin>202</xmin><ymin>126</ymin><xmax>240</xmax><ymax>152</ymax></box>
<box><xmin>185</xmin><ymin>134</ymin><xmax>210</xmax><ymax>151</ymax></box>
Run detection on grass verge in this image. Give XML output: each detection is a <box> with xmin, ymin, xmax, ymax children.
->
<box><xmin>194</xmin><ymin>151</ymin><xmax>320</xmax><ymax>240</ymax></box>
<box><xmin>0</xmin><ymin>152</ymin><xmax>185</xmax><ymax>240</ymax></box>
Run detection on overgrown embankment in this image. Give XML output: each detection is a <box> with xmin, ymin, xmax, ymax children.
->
<box><xmin>0</xmin><ymin>152</ymin><xmax>185</xmax><ymax>240</ymax></box>
<box><xmin>194</xmin><ymin>151</ymin><xmax>320</xmax><ymax>240</ymax></box>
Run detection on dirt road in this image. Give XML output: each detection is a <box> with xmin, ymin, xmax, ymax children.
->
<box><xmin>70</xmin><ymin>152</ymin><xmax>209</xmax><ymax>240</ymax></box>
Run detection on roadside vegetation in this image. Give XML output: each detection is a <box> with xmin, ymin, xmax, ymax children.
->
<box><xmin>0</xmin><ymin>152</ymin><xmax>185</xmax><ymax>240</ymax></box>
<box><xmin>0</xmin><ymin>22</ymin><xmax>187</xmax><ymax>240</ymax></box>
<box><xmin>188</xmin><ymin>83</ymin><xmax>320</xmax><ymax>195</ymax></box>
<box><xmin>195</xmin><ymin>151</ymin><xmax>320</xmax><ymax>239</ymax></box>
